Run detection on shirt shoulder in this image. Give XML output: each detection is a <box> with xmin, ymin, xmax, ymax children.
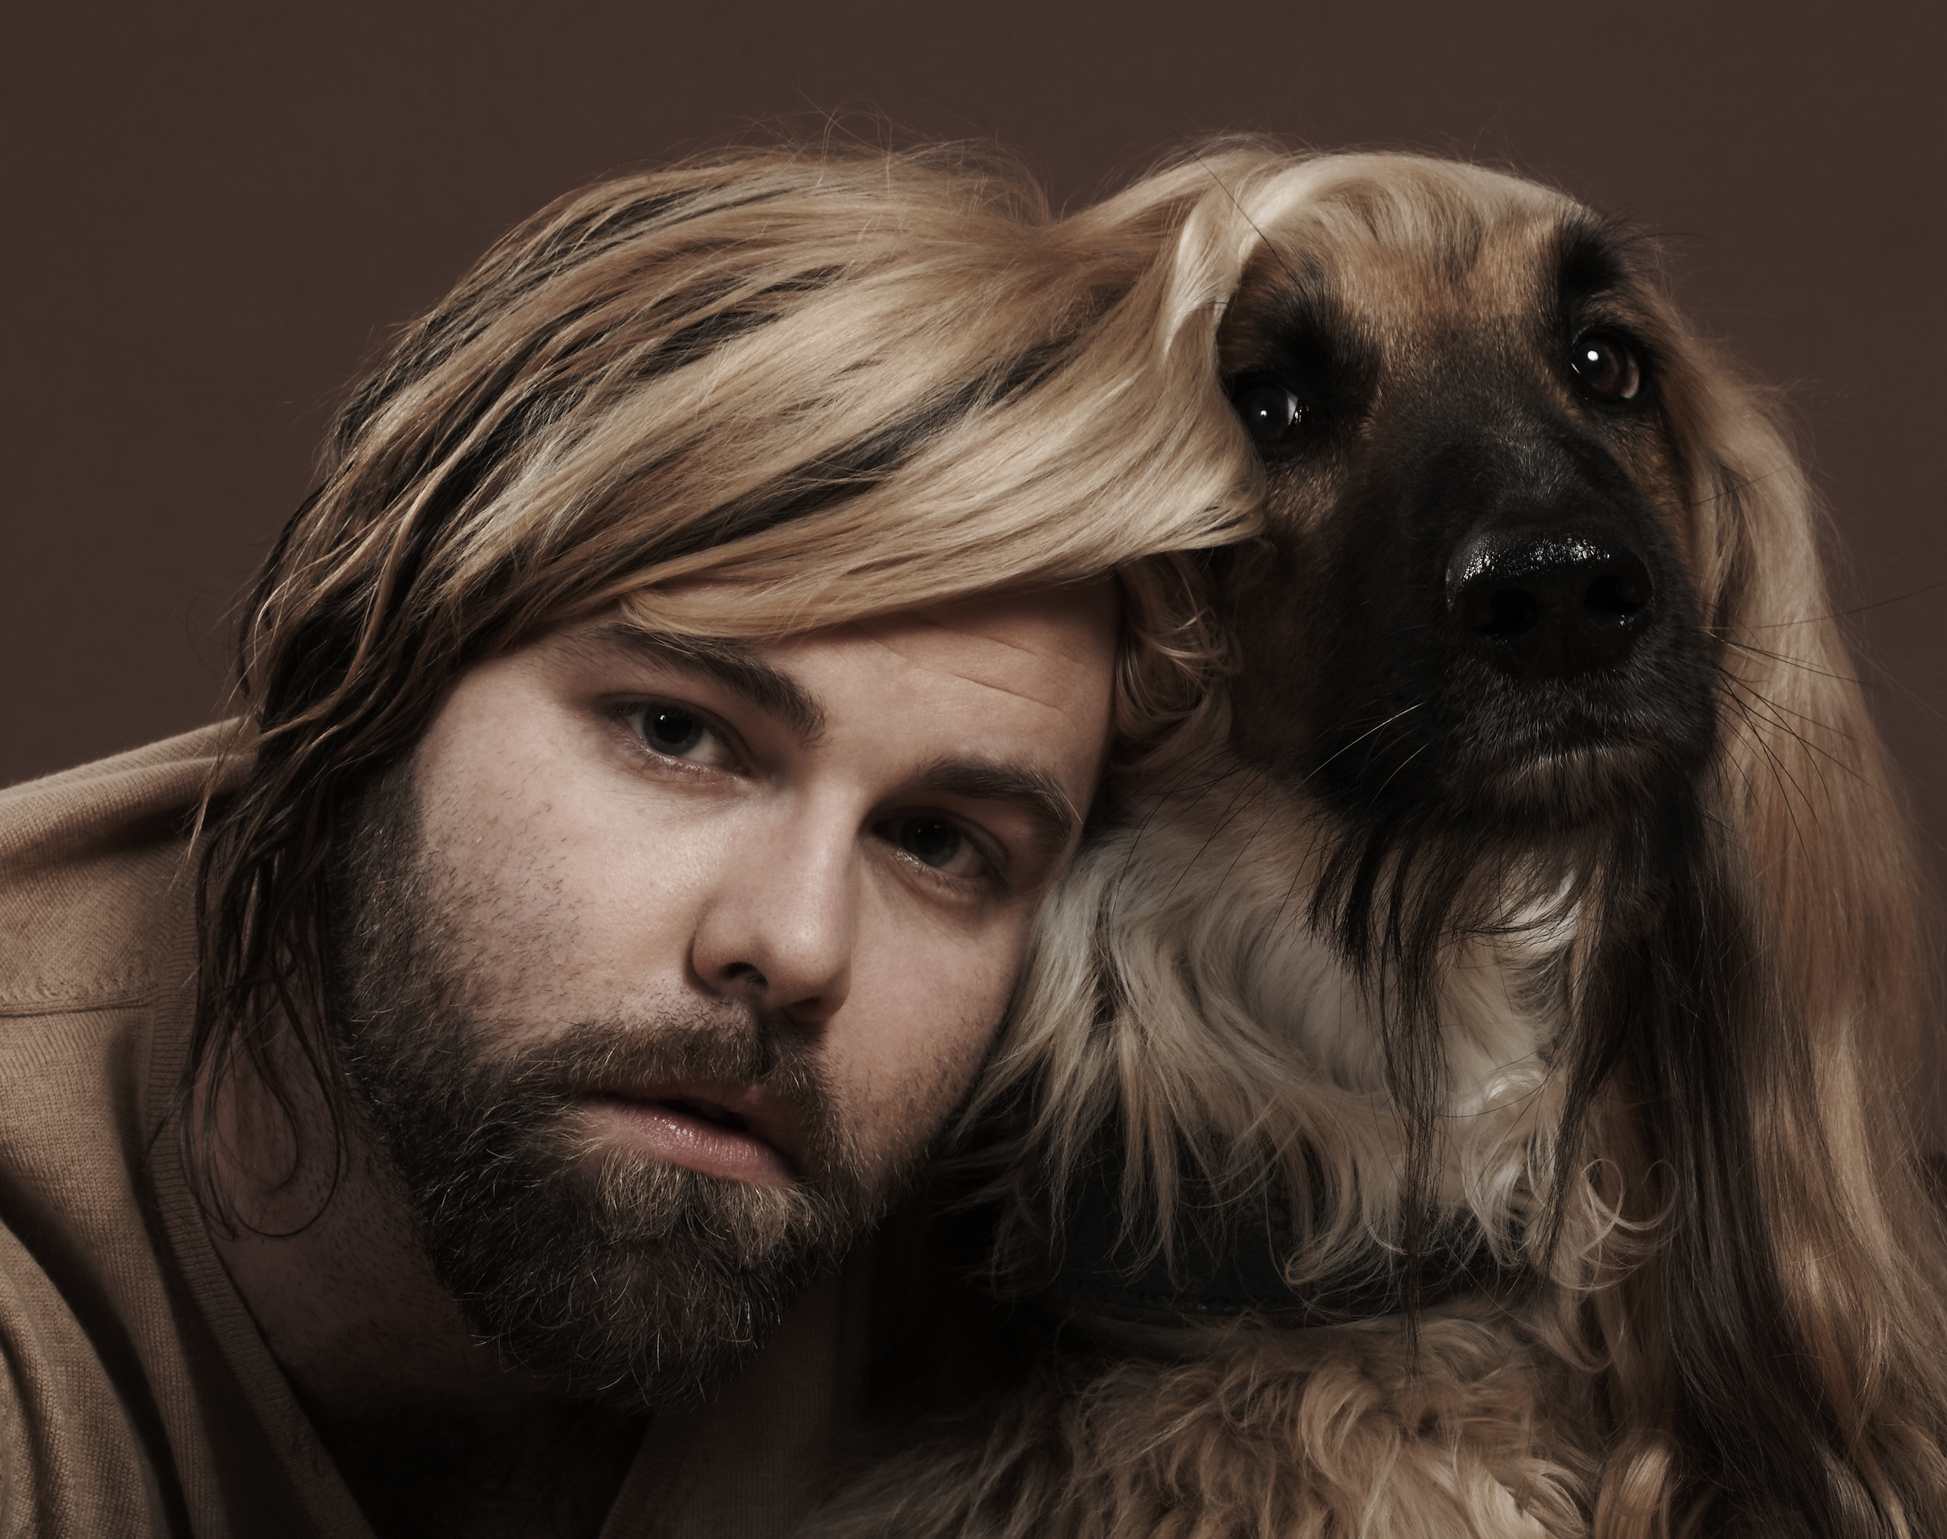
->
<box><xmin>0</xmin><ymin>725</ymin><xmax>246</xmax><ymax>1014</ymax></box>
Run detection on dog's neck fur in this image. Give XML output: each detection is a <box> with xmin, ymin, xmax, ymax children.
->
<box><xmin>983</xmin><ymin>761</ymin><xmax>1581</xmax><ymax>1320</ymax></box>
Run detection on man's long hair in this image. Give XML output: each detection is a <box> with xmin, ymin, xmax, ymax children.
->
<box><xmin>188</xmin><ymin>143</ymin><xmax>1264</xmax><ymax>1224</ymax></box>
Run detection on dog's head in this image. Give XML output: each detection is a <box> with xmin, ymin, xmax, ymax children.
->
<box><xmin>1217</xmin><ymin>158</ymin><xmax>1717</xmax><ymax>842</ymax></box>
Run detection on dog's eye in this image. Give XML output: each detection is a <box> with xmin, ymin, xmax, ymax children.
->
<box><xmin>1569</xmin><ymin>332</ymin><xmax>1642</xmax><ymax>403</ymax></box>
<box><xmin>1235</xmin><ymin>383</ymin><xmax>1307</xmax><ymax>445</ymax></box>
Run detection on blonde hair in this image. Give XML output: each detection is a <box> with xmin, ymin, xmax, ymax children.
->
<box><xmin>190</xmin><ymin>142</ymin><xmax>1263</xmax><ymax>1215</ymax></box>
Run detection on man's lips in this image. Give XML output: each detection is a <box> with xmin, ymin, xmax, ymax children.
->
<box><xmin>583</xmin><ymin>1081</ymin><xmax>802</xmax><ymax>1185</ymax></box>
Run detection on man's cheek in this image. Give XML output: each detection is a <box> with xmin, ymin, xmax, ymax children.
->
<box><xmin>844</xmin><ymin>1037</ymin><xmax>987</xmax><ymax>1189</ymax></box>
<box><xmin>898</xmin><ymin>1011</ymin><xmax>1007</xmax><ymax>1162</ymax></box>
<box><xmin>835</xmin><ymin>974</ymin><xmax>999</xmax><ymax>1171</ymax></box>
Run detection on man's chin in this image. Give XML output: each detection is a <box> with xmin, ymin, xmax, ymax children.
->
<box><xmin>429</xmin><ymin>1152</ymin><xmax>853</xmax><ymax>1413</ymax></box>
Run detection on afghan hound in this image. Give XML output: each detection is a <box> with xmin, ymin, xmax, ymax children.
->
<box><xmin>803</xmin><ymin>150</ymin><xmax>1947</xmax><ymax>1539</ymax></box>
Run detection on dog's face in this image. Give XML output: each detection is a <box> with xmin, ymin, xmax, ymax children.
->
<box><xmin>1217</xmin><ymin>165</ymin><xmax>1720</xmax><ymax>839</ymax></box>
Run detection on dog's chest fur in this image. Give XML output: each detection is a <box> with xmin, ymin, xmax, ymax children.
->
<box><xmin>1071</xmin><ymin>784</ymin><xmax>1568</xmax><ymax>1225</ymax></box>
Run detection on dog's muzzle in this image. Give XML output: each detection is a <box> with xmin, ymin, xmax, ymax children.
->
<box><xmin>1446</xmin><ymin>518</ymin><xmax>1655</xmax><ymax>679</ymax></box>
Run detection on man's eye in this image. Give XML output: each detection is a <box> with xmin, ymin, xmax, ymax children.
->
<box><xmin>628</xmin><ymin>703</ymin><xmax>737</xmax><ymax>768</ymax></box>
<box><xmin>879</xmin><ymin>815</ymin><xmax>992</xmax><ymax>880</ymax></box>
<box><xmin>644</xmin><ymin>707</ymin><xmax>704</xmax><ymax>755</ymax></box>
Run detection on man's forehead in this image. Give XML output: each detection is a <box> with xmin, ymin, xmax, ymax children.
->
<box><xmin>562</xmin><ymin>574</ymin><xmax>1121</xmax><ymax>739</ymax></box>
<box><xmin>830</xmin><ymin>580</ymin><xmax>1120</xmax><ymax>691</ymax></box>
<box><xmin>608</xmin><ymin>578</ymin><xmax>1121</xmax><ymax>714</ymax></box>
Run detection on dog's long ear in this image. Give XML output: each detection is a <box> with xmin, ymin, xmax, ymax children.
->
<box><xmin>1586</xmin><ymin>318</ymin><xmax>1947</xmax><ymax>1537</ymax></box>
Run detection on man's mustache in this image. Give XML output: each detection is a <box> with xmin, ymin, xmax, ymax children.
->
<box><xmin>390</xmin><ymin>1010</ymin><xmax>854</xmax><ymax>1188</ymax></box>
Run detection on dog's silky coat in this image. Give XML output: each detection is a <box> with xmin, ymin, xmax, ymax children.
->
<box><xmin>808</xmin><ymin>153</ymin><xmax>1947</xmax><ymax>1538</ymax></box>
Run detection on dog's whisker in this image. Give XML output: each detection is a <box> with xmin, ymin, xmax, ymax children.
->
<box><xmin>1366</xmin><ymin>739</ymin><xmax>1433</xmax><ymax>805</ymax></box>
<box><xmin>1157</xmin><ymin>769</ymin><xmax>1279</xmax><ymax>908</ymax></box>
<box><xmin>1305</xmin><ymin>701</ymin><xmax>1426</xmax><ymax>777</ymax></box>
<box><xmin>1720</xmin><ymin>636</ymin><xmax>1868</xmax><ymax>686</ymax></box>
<box><xmin>1720</xmin><ymin>670</ymin><xmax>1877</xmax><ymax>797</ymax></box>
<box><xmin>1115</xmin><ymin>761</ymin><xmax>1267</xmax><ymax>887</ymax></box>
<box><xmin>1746</xmin><ymin>574</ymin><xmax>1947</xmax><ymax>628</ymax></box>
<box><xmin>1114</xmin><ymin>748</ymin><xmax>1261</xmax><ymax>868</ymax></box>
<box><xmin>1719</xmin><ymin>673</ymin><xmax>1861</xmax><ymax>742</ymax></box>
<box><xmin>1730</xmin><ymin>698</ymin><xmax>1845</xmax><ymax>813</ymax></box>
<box><xmin>1736</xmin><ymin>708</ymin><xmax>1818</xmax><ymax>859</ymax></box>
<box><xmin>1684</xmin><ymin>463</ymin><xmax>1791</xmax><ymax>508</ymax></box>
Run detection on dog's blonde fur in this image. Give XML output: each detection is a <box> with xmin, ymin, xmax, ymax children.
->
<box><xmin>808</xmin><ymin>151</ymin><xmax>1947</xmax><ymax>1539</ymax></box>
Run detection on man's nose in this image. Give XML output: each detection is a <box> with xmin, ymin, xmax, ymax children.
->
<box><xmin>689</xmin><ymin>806</ymin><xmax>856</xmax><ymax>1025</ymax></box>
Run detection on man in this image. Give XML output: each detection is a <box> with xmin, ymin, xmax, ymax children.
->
<box><xmin>0</xmin><ymin>147</ymin><xmax>1253</xmax><ymax>1537</ymax></box>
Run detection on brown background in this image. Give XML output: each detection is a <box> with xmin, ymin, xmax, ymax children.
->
<box><xmin>5</xmin><ymin>1</ymin><xmax>1943</xmax><ymax>912</ymax></box>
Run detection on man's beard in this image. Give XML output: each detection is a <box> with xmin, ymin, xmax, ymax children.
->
<box><xmin>324</xmin><ymin>772</ymin><xmax>905</xmax><ymax>1413</ymax></box>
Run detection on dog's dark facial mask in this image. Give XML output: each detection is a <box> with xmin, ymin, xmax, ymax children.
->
<box><xmin>1220</xmin><ymin>217</ymin><xmax>1718</xmax><ymax>846</ymax></box>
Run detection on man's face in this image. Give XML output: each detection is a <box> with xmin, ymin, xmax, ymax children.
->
<box><xmin>328</xmin><ymin>583</ymin><xmax>1118</xmax><ymax>1409</ymax></box>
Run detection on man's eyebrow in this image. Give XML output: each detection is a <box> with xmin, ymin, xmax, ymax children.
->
<box><xmin>913</xmin><ymin>757</ymin><xmax>1080</xmax><ymax>856</ymax></box>
<box><xmin>577</xmin><ymin>623</ymin><xmax>827</xmax><ymax>742</ymax></box>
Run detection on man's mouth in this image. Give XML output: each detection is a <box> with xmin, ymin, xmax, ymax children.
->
<box><xmin>584</xmin><ymin>1084</ymin><xmax>801</xmax><ymax>1186</ymax></box>
<box><xmin>658</xmin><ymin>1095</ymin><xmax>749</xmax><ymax>1132</ymax></box>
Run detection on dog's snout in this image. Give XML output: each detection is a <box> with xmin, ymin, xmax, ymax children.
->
<box><xmin>1446</xmin><ymin>522</ymin><xmax>1654</xmax><ymax>678</ymax></box>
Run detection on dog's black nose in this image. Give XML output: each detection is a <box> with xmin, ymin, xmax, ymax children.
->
<box><xmin>1446</xmin><ymin>521</ymin><xmax>1655</xmax><ymax>677</ymax></box>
